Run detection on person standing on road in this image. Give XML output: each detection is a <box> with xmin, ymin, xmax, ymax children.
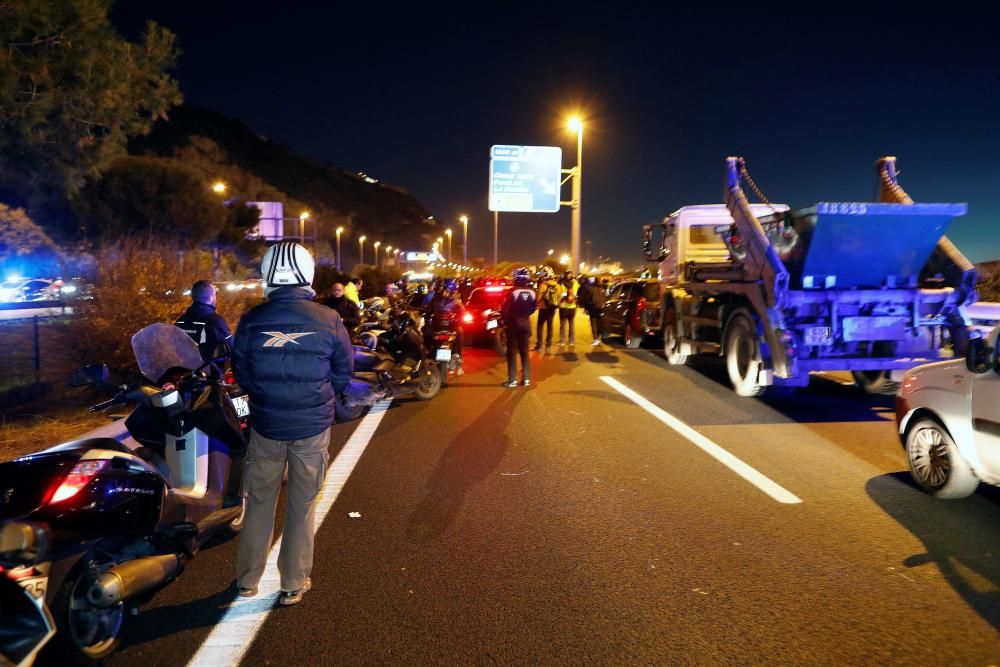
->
<box><xmin>175</xmin><ymin>279</ymin><xmax>232</xmax><ymax>361</ymax></box>
<box><xmin>583</xmin><ymin>277</ymin><xmax>606</xmax><ymax>346</ymax></box>
<box><xmin>231</xmin><ymin>241</ymin><xmax>353</xmax><ymax>606</ymax></box>
<box><xmin>502</xmin><ymin>267</ymin><xmax>537</xmax><ymax>387</ymax></box>
<box><xmin>533</xmin><ymin>266</ymin><xmax>559</xmax><ymax>354</ymax></box>
<box><xmin>557</xmin><ymin>270</ymin><xmax>579</xmax><ymax>350</ymax></box>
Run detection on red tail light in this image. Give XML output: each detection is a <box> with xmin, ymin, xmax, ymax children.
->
<box><xmin>435</xmin><ymin>333</ymin><xmax>451</xmax><ymax>341</ymax></box>
<box><xmin>462</xmin><ymin>313</ymin><xmax>474</xmax><ymax>324</ymax></box>
<box><xmin>49</xmin><ymin>459</ymin><xmax>109</xmax><ymax>504</ymax></box>
<box><xmin>636</xmin><ymin>297</ymin><xmax>647</xmax><ymax>312</ymax></box>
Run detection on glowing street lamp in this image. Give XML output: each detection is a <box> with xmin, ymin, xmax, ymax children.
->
<box><xmin>459</xmin><ymin>215</ymin><xmax>469</xmax><ymax>264</ymax></box>
<box><xmin>359</xmin><ymin>235</ymin><xmax>367</xmax><ymax>265</ymax></box>
<box><xmin>559</xmin><ymin>254</ymin><xmax>571</xmax><ymax>266</ymax></box>
<box><xmin>212</xmin><ymin>181</ymin><xmax>227</xmax><ymax>195</ymax></box>
<box><xmin>373</xmin><ymin>241</ymin><xmax>381</xmax><ymax>268</ymax></box>
<box><xmin>298</xmin><ymin>211</ymin><xmax>310</xmax><ymax>244</ymax></box>
<box><xmin>335</xmin><ymin>226</ymin><xmax>344</xmax><ymax>271</ymax></box>
<box><xmin>547</xmin><ymin>249</ymin><xmax>554</xmax><ymax>256</ymax></box>
<box><xmin>445</xmin><ymin>228</ymin><xmax>452</xmax><ymax>261</ymax></box>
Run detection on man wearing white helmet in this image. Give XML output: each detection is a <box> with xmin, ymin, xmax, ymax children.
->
<box><xmin>231</xmin><ymin>241</ymin><xmax>353</xmax><ymax>606</ymax></box>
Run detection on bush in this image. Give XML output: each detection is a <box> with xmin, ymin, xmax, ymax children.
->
<box><xmin>58</xmin><ymin>240</ymin><xmax>261</xmax><ymax>375</ymax></box>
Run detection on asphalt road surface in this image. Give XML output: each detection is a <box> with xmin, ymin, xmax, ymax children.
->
<box><xmin>98</xmin><ymin>318</ymin><xmax>1000</xmax><ymax>666</ymax></box>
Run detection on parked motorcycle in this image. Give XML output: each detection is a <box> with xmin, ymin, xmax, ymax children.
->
<box><xmin>334</xmin><ymin>307</ymin><xmax>442</xmax><ymax>422</ymax></box>
<box><xmin>0</xmin><ymin>323</ymin><xmax>247</xmax><ymax>663</ymax></box>
<box><xmin>484</xmin><ymin>309</ymin><xmax>507</xmax><ymax>357</ymax></box>
<box><xmin>0</xmin><ymin>521</ymin><xmax>55</xmax><ymax>666</ymax></box>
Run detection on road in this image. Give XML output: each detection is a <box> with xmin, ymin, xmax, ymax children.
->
<box><xmin>102</xmin><ymin>321</ymin><xmax>1000</xmax><ymax>666</ymax></box>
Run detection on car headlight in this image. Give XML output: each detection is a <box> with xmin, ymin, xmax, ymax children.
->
<box><xmin>61</xmin><ymin>284</ymin><xmax>77</xmax><ymax>294</ymax></box>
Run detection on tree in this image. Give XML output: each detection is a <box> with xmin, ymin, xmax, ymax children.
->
<box><xmin>0</xmin><ymin>0</ymin><xmax>182</xmax><ymax>209</ymax></box>
<box><xmin>73</xmin><ymin>156</ymin><xmax>231</xmax><ymax>247</ymax></box>
<box><xmin>0</xmin><ymin>202</ymin><xmax>62</xmax><ymax>276</ymax></box>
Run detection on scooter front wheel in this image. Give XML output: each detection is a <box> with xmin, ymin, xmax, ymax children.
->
<box><xmin>334</xmin><ymin>393</ymin><xmax>367</xmax><ymax>422</ymax></box>
<box><xmin>414</xmin><ymin>363</ymin><xmax>442</xmax><ymax>400</ymax></box>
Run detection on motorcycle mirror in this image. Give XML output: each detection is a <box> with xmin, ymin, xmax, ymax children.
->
<box><xmin>71</xmin><ymin>363</ymin><xmax>110</xmax><ymax>387</ymax></box>
<box><xmin>0</xmin><ymin>522</ymin><xmax>49</xmax><ymax>568</ymax></box>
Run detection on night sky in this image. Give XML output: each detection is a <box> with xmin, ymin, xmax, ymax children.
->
<box><xmin>112</xmin><ymin>5</ymin><xmax>1000</xmax><ymax>266</ymax></box>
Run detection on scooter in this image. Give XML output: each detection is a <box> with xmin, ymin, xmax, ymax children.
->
<box><xmin>484</xmin><ymin>309</ymin><xmax>507</xmax><ymax>357</ymax></box>
<box><xmin>0</xmin><ymin>521</ymin><xmax>55</xmax><ymax>667</ymax></box>
<box><xmin>0</xmin><ymin>323</ymin><xmax>248</xmax><ymax>663</ymax></box>
<box><xmin>334</xmin><ymin>308</ymin><xmax>442</xmax><ymax>422</ymax></box>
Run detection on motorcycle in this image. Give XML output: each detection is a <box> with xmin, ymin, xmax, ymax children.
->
<box><xmin>0</xmin><ymin>323</ymin><xmax>248</xmax><ymax>663</ymax></box>
<box><xmin>0</xmin><ymin>521</ymin><xmax>55</xmax><ymax>667</ymax></box>
<box><xmin>425</xmin><ymin>313</ymin><xmax>463</xmax><ymax>387</ymax></box>
<box><xmin>334</xmin><ymin>307</ymin><xmax>442</xmax><ymax>422</ymax></box>
<box><xmin>484</xmin><ymin>309</ymin><xmax>507</xmax><ymax>357</ymax></box>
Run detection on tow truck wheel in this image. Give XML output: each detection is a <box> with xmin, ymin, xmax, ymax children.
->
<box><xmin>662</xmin><ymin>307</ymin><xmax>688</xmax><ymax>365</ymax></box>
<box><xmin>851</xmin><ymin>370</ymin><xmax>899</xmax><ymax>395</ymax></box>
<box><xmin>724</xmin><ymin>312</ymin><xmax>765</xmax><ymax>397</ymax></box>
<box><xmin>906</xmin><ymin>418</ymin><xmax>979</xmax><ymax>499</ymax></box>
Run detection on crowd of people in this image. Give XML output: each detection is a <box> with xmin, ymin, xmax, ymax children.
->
<box><xmin>172</xmin><ymin>241</ymin><xmax>620</xmax><ymax>607</ymax></box>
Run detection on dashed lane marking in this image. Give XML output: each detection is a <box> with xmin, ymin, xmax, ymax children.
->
<box><xmin>600</xmin><ymin>377</ymin><xmax>802</xmax><ymax>505</ymax></box>
<box><xmin>187</xmin><ymin>399</ymin><xmax>393</xmax><ymax>667</ymax></box>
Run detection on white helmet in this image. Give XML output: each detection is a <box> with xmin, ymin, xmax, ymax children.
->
<box><xmin>261</xmin><ymin>241</ymin><xmax>314</xmax><ymax>288</ymax></box>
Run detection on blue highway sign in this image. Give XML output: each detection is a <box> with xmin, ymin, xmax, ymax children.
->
<box><xmin>488</xmin><ymin>145</ymin><xmax>563</xmax><ymax>213</ymax></box>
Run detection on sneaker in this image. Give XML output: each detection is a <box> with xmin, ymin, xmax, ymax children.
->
<box><xmin>236</xmin><ymin>583</ymin><xmax>258</xmax><ymax>598</ymax></box>
<box><xmin>531</xmin><ymin>346</ymin><xmax>541</xmax><ymax>353</ymax></box>
<box><xmin>521</xmin><ymin>379</ymin><xmax>531</xmax><ymax>387</ymax></box>
<box><xmin>558</xmin><ymin>342</ymin><xmax>565</xmax><ymax>349</ymax></box>
<box><xmin>544</xmin><ymin>347</ymin><xmax>551</xmax><ymax>355</ymax></box>
<box><xmin>279</xmin><ymin>577</ymin><xmax>312</xmax><ymax>606</ymax></box>
<box><xmin>591</xmin><ymin>339</ymin><xmax>600</xmax><ymax>347</ymax></box>
<box><xmin>502</xmin><ymin>380</ymin><xmax>518</xmax><ymax>388</ymax></box>
<box><xmin>456</xmin><ymin>366</ymin><xmax>465</xmax><ymax>376</ymax></box>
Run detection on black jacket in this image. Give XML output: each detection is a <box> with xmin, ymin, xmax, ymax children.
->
<box><xmin>175</xmin><ymin>302</ymin><xmax>232</xmax><ymax>361</ymax></box>
<box><xmin>232</xmin><ymin>287</ymin><xmax>354</xmax><ymax>440</ymax></box>
<box><xmin>320</xmin><ymin>295</ymin><xmax>361</xmax><ymax>331</ymax></box>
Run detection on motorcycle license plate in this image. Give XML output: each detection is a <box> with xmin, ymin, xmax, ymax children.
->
<box><xmin>435</xmin><ymin>348</ymin><xmax>452</xmax><ymax>362</ymax></box>
<box><xmin>486</xmin><ymin>319</ymin><xmax>498</xmax><ymax>330</ymax></box>
<box><xmin>231</xmin><ymin>395</ymin><xmax>251</xmax><ymax>418</ymax></box>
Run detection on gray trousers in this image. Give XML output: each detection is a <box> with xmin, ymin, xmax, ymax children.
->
<box><xmin>236</xmin><ymin>428</ymin><xmax>330</xmax><ymax>592</ymax></box>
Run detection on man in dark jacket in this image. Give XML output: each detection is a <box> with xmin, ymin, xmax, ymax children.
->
<box><xmin>422</xmin><ymin>277</ymin><xmax>465</xmax><ymax>374</ymax></box>
<box><xmin>175</xmin><ymin>280</ymin><xmax>232</xmax><ymax>361</ymax></box>
<box><xmin>320</xmin><ymin>282</ymin><xmax>361</xmax><ymax>332</ymax></box>
<box><xmin>501</xmin><ymin>267</ymin><xmax>537</xmax><ymax>387</ymax></box>
<box><xmin>231</xmin><ymin>241</ymin><xmax>353</xmax><ymax>606</ymax></box>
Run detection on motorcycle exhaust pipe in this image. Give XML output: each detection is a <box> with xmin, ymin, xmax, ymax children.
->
<box><xmin>86</xmin><ymin>554</ymin><xmax>183</xmax><ymax>608</ymax></box>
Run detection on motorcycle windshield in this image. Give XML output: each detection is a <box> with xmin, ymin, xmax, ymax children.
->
<box><xmin>131</xmin><ymin>323</ymin><xmax>203</xmax><ymax>383</ymax></box>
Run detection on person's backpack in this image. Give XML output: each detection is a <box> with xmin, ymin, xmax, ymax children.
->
<box><xmin>542</xmin><ymin>282</ymin><xmax>562</xmax><ymax>309</ymax></box>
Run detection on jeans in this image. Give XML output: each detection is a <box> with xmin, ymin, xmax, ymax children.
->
<box><xmin>507</xmin><ymin>325</ymin><xmax>531</xmax><ymax>382</ymax></box>
<box><xmin>559</xmin><ymin>308</ymin><xmax>576</xmax><ymax>345</ymax></box>
<box><xmin>535</xmin><ymin>308</ymin><xmax>555</xmax><ymax>350</ymax></box>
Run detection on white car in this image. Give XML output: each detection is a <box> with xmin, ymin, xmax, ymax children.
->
<box><xmin>896</xmin><ymin>326</ymin><xmax>1000</xmax><ymax>498</ymax></box>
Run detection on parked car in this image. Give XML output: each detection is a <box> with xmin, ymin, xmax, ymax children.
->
<box><xmin>600</xmin><ymin>279</ymin><xmax>661</xmax><ymax>348</ymax></box>
<box><xmin>896</xmin><ymin>325</ymin><xmax>1000</xmax><ymax>498</ymax></box>
<box><xmin>0</xmin><ymin>278</ymin><xmax>60</xmax><ymax>303</ymax></box>
<box><xmin>462</xmin><ymin>286</ymin><xmax>510</xmax><ymax>344</ymax></box>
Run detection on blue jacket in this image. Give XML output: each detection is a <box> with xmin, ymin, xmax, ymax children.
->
<box><xmin>175</xmin><ymin>302</ymin><xmax>232</xmax><ymax>361</ymax></box>
<box><xmin>232</xmin><ymin>288</ymin><xmax>354</xmax><ymax>440</ymax></box>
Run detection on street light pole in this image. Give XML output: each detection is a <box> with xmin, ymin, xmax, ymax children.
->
<box><xmin>335</xmin><ymin>227</ymin><xmax>344</xmax><ymax>272</ymax></box>
<box><xmin>460</xmin><ymin>215</ymin><xmax>468</xmax><ymax>264</ymax></box>
<box><xmin>493</xmin><ymin>211</ymin><xmax>498</xmax><ymax>266</ymax></box>
<box><xmin>359</xmin><ymin>235</ymin><xmax>367</xmax><ymax>266</ymax></box>
<box><xmin>569</xmin><ymin>119</ymin><xmax>583</xmax><ymax>274</ymax></box>
<box><xmin>445</xmin><ymin>229</ymin><xmax>452</xmax><ymax>262</ymax></box>
<box><xmin>374</xmin><ymin>241</ymin><xmax>381</xmax><ymax>269</ymax></box>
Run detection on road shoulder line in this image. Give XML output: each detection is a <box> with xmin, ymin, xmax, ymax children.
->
<box><xmin>187</xmin><ymin>399</ymin><xmax>393</xmax><ymax>667</ymax></box>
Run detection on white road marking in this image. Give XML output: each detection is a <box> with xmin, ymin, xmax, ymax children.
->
<box><xmin>187</xmin><ymin>400</ymin><xmax>393</xmax><ymax>667</ymax></box>
<box><xmin>600</xmin><ymin>377</ymin><xmax>802</xmax><ymax>505</ymax></box>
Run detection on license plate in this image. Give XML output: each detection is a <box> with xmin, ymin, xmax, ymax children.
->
<box><xmin>804</xmin><ymin>326</ymin><xmax>833</xmax><ymax>346</ymax></box>
<box><xmin>486</xmin><ymin>319</ymin><xmax>498</xmax><ymax>330</ymax></box>
<box><xmin>435</xmin><ymin>348</ymin><xmax>452</xmax><ymax>361</ymax></box>
<box><xmin>231</xmin><ymin>395</ymin><xmax>251</xmax><ymax>418</ymax></box>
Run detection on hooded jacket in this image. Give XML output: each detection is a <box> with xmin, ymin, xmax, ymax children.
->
<box><xmin>232</xmin><ymin>287</ymin><xmax>353</xmax><ymax>440</ymax></box>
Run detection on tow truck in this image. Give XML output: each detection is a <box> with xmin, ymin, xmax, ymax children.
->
<box><xmin>642</xmin><ymin>157</ymin><xmax>975</xmax><ymax>396</ymax></box>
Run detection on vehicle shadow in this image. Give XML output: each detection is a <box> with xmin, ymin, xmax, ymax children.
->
<box><xmin>118</xmin><ymin>587</ymin><xmax>241</xmax><ymax>648</ymax></box>
<box><xmin>866</xmin><ymin>471</ymin><xmax>1000</xmax><ymax>630</ymax></box>
<box><xmin>626</xmin><ymin>348</ymin><xmax>894</xmax><ymax>424</ymax></box>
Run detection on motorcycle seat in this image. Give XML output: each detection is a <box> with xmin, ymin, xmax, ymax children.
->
<box><xmin>352</xmin><ymin>347</ymin><xmax>394</xmax><ymax>370</ymax></box>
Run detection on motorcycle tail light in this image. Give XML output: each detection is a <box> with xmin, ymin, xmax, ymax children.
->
<box><xmin>435</xmin><ymin>333</ymin><xmax>451</xmax><ymax>341</ymax></box>
<box><xmin>49</xmin><ymin>459</ymin><xmax>109</xmax><ymax>504</ymax></box>
<box><xmin>462</xmin><ymin>313</ymin><xmax>474</xmax><ymax>323</ymax></box>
